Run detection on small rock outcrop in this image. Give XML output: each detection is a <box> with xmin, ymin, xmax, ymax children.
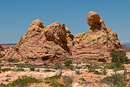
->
<box><xmin>72</xmin><ymin>11</ymin><xmax>122</xmax><ymax>62</ymax></box>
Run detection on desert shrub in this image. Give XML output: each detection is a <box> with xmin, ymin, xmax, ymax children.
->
<box><xmin>17</xmin><ymin>64</ymin><xmax>36</xmax><ymax>68</ymax></box>
<box><xmin>104</xmin><ymin>62</ymin><xmax>125</xmax><ymax>70</ymax></box>
<box><xmin>44</xmin><ymin>75</ymin><xmax>73</xmax><ymax>87</ymax></box>
<box><xmin>44</xmin><ymin>75</ymin><xmax>62</xmax><ymax>87</ymax></box>
<box><xmin>53</xmin><ymin>63</ymin><xmax>63</xmax><ymax>69</ymax></box>
<box><xmin>0</xmin><ymin>68</ymin><xmax>12</xmax><ymax>72</ymax></box>
<box><xmin>110</xmin><ymin>51</ymin><xmax>128</xmax><ymax>63</ymax></box>
<box><xmin>48</xmin><ymin>80</ymin><xmax>64</xmax><ymax>87</ymax></box>
<box><xmin>30</xmin><ymin>66</ymin><xmax>35</xmax><ymax>71</ymax></box>
<box><xmin>75</xmin><ymin>66</ymin><xmax>82</xmax><ymax>69</ymax></box>
<box><xmin>101</xmin><ymin>74</ymin><xmax>122</xmax><ymax>84</ymax></box>
<box><xmin>75</xmin><ymin>70</ymin><xmax>81</xmax><ymax>75</ymax></box>
<box><xmin>5</xmin><ymin>78</ymin><xmax>9</xmax><ymax>82</ymax></box>
<box><xmin>0</xmin><ymin>76</ymin><xmax>43</xmax><ymax>87</ymax></box>
<box><xmin>62</xmin><ymin>76</ymin><xmax>73</xmax><ymax>87</ymax></box>
<box><xmin>44</xmin><ymin>69</ymin><xmax>55</xmax><ymax>72</ymax></box>
<box><xmin>45</xmin><ymin>75</ymin><xmax>61</xmax><ymax>81</ymax></box>
<box><xmin>64</xmin><ymin>60</ymin><xmax>72</xmax><ymax>66</ymax></box>
<box><xmin>101</xmin><ymin>73</ymin><xmax>127</xmax><ymax>86</ymax></box>
<box><xmin>102</xmin><ymin>68</ymin><xmax>107</xmax><ymax>75</ymax></box>
<box><xmin>79</xmin><ymin>78</ymin><xmax>86</xmax><ymax>82</ymax></box>
<box><xmin>68</xmin><ymin>65</ymin><xmax>74</xmax><ymax>70</ymax></box>
<box><xmin>8</xmin><ymin>58</ymin><xmax>19</xmax><ymax>63</ymax></box>
<box><xmin>52</xmin><ymin>63</ymin><xmax>63</xmax><ymax>75</ymax></box>
<box><xmin>6</xmin><ymin>75</ymin><xmax>11</xmax><ymax>77</ymax></box>
<box><xmin>87</xmin><ymin>63</ymin><xmax>100</xmax><ymax>72</ymax></box>
<box><xmin>64</xmin><ymin>60</ymin><xmax>73</xmax><ymax>70</ymax></box>
<box><xmin>94</xmin><ymin>71</ymin><xmax>102</xmax><ymax>75</ymax></box>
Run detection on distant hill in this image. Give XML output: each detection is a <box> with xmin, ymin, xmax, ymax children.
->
<box><xmin>122</xmin><ymin>42</ymin><xmax>130</xmax><ymax>46</ymax></box>
<box><xmin>1</xmin><ymin>43</ymin><xmax>17</xmax><ymax>46</ymax></box>
<box><xmin>1</xmin><ymin>43</ymin><xmax>130</xmax><ymax>46</ymax></box>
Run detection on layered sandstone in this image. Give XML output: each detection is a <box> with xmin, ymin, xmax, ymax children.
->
<box><xmin>65</xmin><ymin>28</ymin><xmax>74</xmax><ymax>48</ymax></box>
<box><xmin>0</xmin><ymin>11</ymin><xmax>122</xmax><ymax>63</ymax></box>
<box><xmin>72</xmin><ymin>11</ymin><xmax>122</xmax><ymax>62</ymax></box>
<box><xmin>0</xmin><ymin>19</ymin><xmax>72</xmax><ymax>63</ymax></box>
<box><xmin>16</xmin><ymin>19</ymin><xmax>72</xmax><ymax>63</ymax></box>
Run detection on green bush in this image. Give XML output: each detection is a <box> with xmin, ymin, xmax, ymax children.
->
<box><xmin>8</xmin><ymin>58</ymin><xmax>19</xmax><ymax>63</ymax></box>
<box><xmin>0</xmin><ymin>76</ymin><xmax>43</xmax><ymax>87</ymax></box>
<box><xmin>53</xmin><ymin>63</ymin><xmax>63</xmax><ymax>69</ymax></box>
<box><xmin>110</xmin><ymin>51</ymin><xmax>128</xmax><ymax>63</ymax></box>
<box><xmin>62</xmin><ymin>76</ymin><xmax>73</xmax><ymax>87</ymax></box>
<box><xmin>44</xmin><ymin>75</ymin><xmax>73</xmax><ymax>87</ymax></box>
<box><xmin>17</xmin><ymin>64</ymin><xmax>36</xmax><ymax>68</ymax></box>
<box><xmin>75</xmin><ymin>70</ymin><xmax>81</xmax><ymax>75</ymax></box>
<box><xmin>64</xmin><ymin>60</ymin><xmax>72</xmax><ymax>66</ymax></box>
<box><xmin>44</xmin><ymin>75</ymin><xmax>61</xmax><ymax>81</ymax></box>
<box><xmin>79</xmin><ymin>78</ymin><xmax>86</xmax><ymax>82</ymax></box>
<box><xmin>104</xmin><ymin>62</ymin><xmax>125</xmax><ymax>70</ymax></box>
<box><xmin>30</xmin><ymin>66</ymin><xmax>35</xmax><ymax>71</ymax></box>
<box><xmin>87</xmin><ymin>63</ymin><xmax>100</xmax><ymax>72</ymax></box>
<box><xmin>101</xmin><ymin>73</ymin><xmax>128</xmax><ymax>86</ymax></box>
<box><xmin>101</xmin><ymin>74</ymin><xmax>122</xmax><ymax>85</ymax></box>
<box><xmin>0</xmin><ymin>68</ymin><xmax>12</xmax><ymax>72</ymax></box>
<box><xmin>44</xmin><ymin>69</ymin><xmax>55</xmax><ymax>72</ymax></box>
<box><xmin>94</xmin><ymin>71</ymin><xmax>102</xmax><ymax>75</ymax></box>
<box><xmin>44</xmin><ymin>75</ymin><xmax>62</xmax><ymax>87</ymax></box>
<box><xmin>62</xmin><ymin>76</ymin><xmax>73</xmax><ymax>85</ymax></box>
<box><xmin>48</xmin><ymin>80</ymin><xmax>64</xmax><ymax>87</ymax></box>
<box><xmin>102</xmin><ymin>68</ymin><xmax>107</xmax><ymax>75</ymax></box>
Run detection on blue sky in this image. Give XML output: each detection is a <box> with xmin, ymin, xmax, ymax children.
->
<box><xmin>0</xmin><ymin>0</ymin><xmax>130</xmax><ymax>44</ymax></box>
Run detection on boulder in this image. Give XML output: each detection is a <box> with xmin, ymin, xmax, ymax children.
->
<box><xmin>72</xmin><ymin>11</ymin><xmax>122</xmax><ymax>62</ymax></box>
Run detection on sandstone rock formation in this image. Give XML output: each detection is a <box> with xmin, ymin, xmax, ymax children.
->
<box><xmin>65</xmin><ymin>28</ymin><xmax>74</xmax><ymax>48</ymax></box>
<box><xmin>72</xmin><ymin>11</ymin><xmax>122</xmax><ymax>62</ymax></box>
<box><xmin>15</xmin><ymin>19</ymin><xmax>71</xmax><ymax>63</ymax></box>
<box><xmin>0</xmin><ymin>11</ymin><xmax>122</xmax><ymax>63</ymax></box>
<box><xmin>0</xmin><ymin>19</ymin><xmax>73</xmax><ymax>63</ymax></box>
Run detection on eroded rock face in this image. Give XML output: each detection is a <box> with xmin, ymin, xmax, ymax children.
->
<box><xmin>0</xmin><ymin>46</ymin><xmax>22</xmax><ymax>60</ymax></box>
<box><xmin>15</xmin><ymin>19</ymin><xmax>71</xmax><ymax>63</ymax></box>
<box><xmin>65</xmin><ymin>28</ymin><xmax>74</xmax><ymax>48</ymax></box>
<box><xmin>72</xmin><ymin>11</ymin><xmax>122</xmax><ymax>62</ymax></box>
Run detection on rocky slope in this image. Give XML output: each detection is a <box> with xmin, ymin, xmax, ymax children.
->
<box><xmin>72</xmin><ymin>11</ymin><xmax>122</xmax><ymax>62</ymax></box>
